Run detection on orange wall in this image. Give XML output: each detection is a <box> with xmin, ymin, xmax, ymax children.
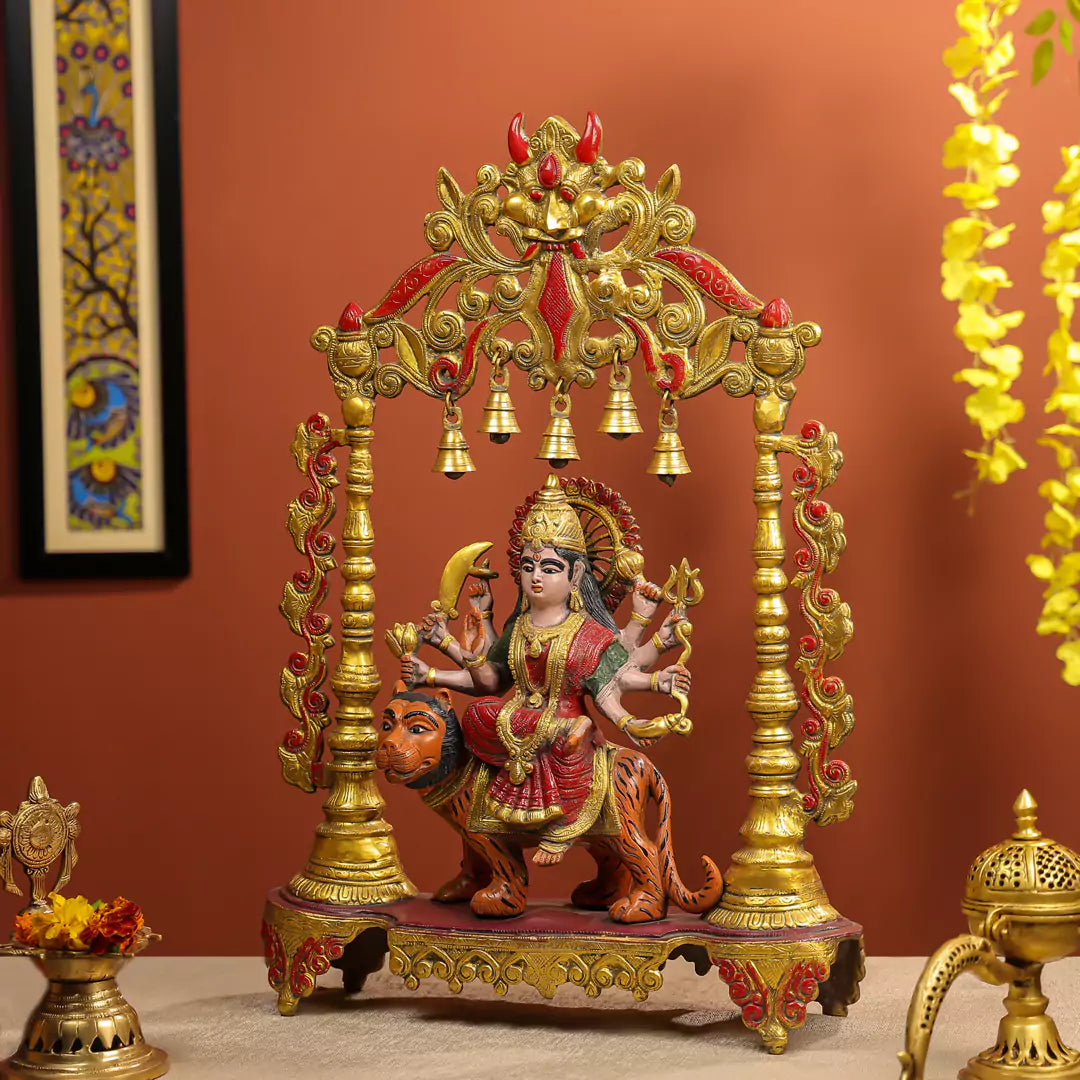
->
<box><xmin>1</xmin><ymin>1</ymin><xmax>1077</xmax><ymax>957</ymax></box>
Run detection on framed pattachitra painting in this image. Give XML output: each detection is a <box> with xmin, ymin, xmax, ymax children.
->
<box><xmin>5</xmin><ymin>0</ymin><xmax>188</xmax><ymax>578</ymax></box>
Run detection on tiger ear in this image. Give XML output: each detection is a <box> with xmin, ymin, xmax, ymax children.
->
<box><xmin>391</xmin><ymin>679</ymin><xmax>408</xmax><ymax>694</ymax></box>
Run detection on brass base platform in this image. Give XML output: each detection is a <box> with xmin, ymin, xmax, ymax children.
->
<box><xmin>262</xmin><ymin>886</ymin><xmax>864</xmax><ymax>1054</ymax></box>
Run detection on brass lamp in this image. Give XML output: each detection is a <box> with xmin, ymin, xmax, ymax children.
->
<box><xmin>898</xmin><ymin>790</ymin><xmax>1080</xmax><ymax>1080</ymax></box>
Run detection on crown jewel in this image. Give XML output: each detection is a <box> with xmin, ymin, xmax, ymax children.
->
<box><xmin>520</xmin><ymin>476</ymin><xmax>587</xmax><ymax>555</ymax></box>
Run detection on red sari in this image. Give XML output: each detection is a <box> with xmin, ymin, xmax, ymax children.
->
<box><xmin>461</xmin><ymin>612</ymin><xmax>622</xmax><ymax>833</ymax></box>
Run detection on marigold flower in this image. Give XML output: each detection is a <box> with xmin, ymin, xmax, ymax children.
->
<box><xmin>37</xmin><ymin>893</ymin><xmax>96</xmax><ymax>951</ymax></box>
<box><xmin>86</xmin><ymin>897</ymin><xmax>143</xmax><ymax>954</ymax></box>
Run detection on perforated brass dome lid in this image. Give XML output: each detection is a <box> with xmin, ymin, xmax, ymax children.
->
<box><xmin>962</xmin><ymin>790</ymin><xmax>1080</xmax><ymax>919</ymax></box>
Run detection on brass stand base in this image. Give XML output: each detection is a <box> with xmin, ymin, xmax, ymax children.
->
<box><xmin>263</xmin><ymin>886</ymin><xmax>863</xmax><ymax>1055</ymax></box>
<box><xmin>0</xmin><ymin>960</ymin><xmax>167</xmax><ymax>1080</ymax></box>
<box><xmin>960</xmin><ymin>978</ymin><xmax>1080</xmax><ymax>1080</ymax></box>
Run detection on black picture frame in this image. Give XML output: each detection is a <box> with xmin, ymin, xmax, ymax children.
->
<box><xmin>4</xmin><ymin>0</ymin><xmax>189</xmax><ymax>578</ymax></box>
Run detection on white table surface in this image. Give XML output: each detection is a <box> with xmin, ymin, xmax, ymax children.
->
<box><xmin>2</xmin><ymin>956</ymin><xmax>1079</xmax><ymax>1079</ymax></box>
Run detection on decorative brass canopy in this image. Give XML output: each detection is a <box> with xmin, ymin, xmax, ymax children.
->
<box><xmin>899</xmin><ymin>791</ymin><xmax>1080</xmax><ymax>1080</ymax></box>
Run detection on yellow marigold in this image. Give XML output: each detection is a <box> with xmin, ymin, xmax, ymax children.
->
<box><xmin>36</xmin><ymin>893</ymin><xmax>96</xmax><ymax>952</ymax></box>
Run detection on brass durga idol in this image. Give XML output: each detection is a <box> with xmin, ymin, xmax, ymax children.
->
<box><xmin>263</xmin><ymin>113</ymin><xmax>863</xmax><ymax>1056</ymax></box>
<box><xmin>377</xmin><ymin>475</ymin><xmax>720</xmax><ymax>922</ymax></box>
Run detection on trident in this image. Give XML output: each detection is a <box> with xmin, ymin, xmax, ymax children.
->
<box><xmin>657</xmin><ymin>558</ymin><xmax>703</xmax><ymax>736</ymax></box>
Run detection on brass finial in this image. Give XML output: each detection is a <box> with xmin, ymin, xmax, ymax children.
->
<box><xmin>0</xmin><ymin>776</ymin><xmax>81</xmax><ymax>910</ymax></box>
<box><xmin>1012</xmin><ymin>789</ymin><xmax>1041</xmax><ymax>840</ymax></box>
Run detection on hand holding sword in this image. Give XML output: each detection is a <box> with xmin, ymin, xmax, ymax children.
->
<box><xmin>384</xmin><ymin>543</ymin><xmax>499</xmax><ymax>686</ymax></box>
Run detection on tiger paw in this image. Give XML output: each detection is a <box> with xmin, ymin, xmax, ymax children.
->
<box><xmin>434</xmin><ymin>870</ymin><xmax>491</xmax><ymax>903</ymax></box>
<box><xmin>609</xmin><ymin>888</ymin><xmax>666</xmax><ymax>923</ymax></box>
<box><xmin>469</xmin><ymin>882</ymin><xmax>527</xmax><ymax>918</ymax></box>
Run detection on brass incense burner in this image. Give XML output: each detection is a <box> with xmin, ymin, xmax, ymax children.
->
<box><xmin>899</xmin><ymin>791</ymin><xmax>1080</xmax><ymax>1080</ymax></box>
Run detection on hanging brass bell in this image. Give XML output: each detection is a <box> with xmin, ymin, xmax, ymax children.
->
<box><xmin>598</xmin><ymin>387</ymin><xmax>643</xmax><ymax>439</ymax></box>
<box><xmin>477</xmin><ymin>368</ymin><xmax>521</xmax><ymax>444</ymax></box>
<box><xmin>432</xmin><ymin>403</ymin><xmax>475</xmax><ymax>479</ymax></box>
<box><xmin>597</xmin><ymin>361</ymin><xmax>643</xmax><ymax>440</ymax></box>
<box><xmin>536</xmin><ymin>391</ymin><xmax>580</xmax><ymax>469</ymax></box>
<box><xmin>647</xmin><ymin>401</ymin><xmax>690</xmax><ymax>486</ymax></box>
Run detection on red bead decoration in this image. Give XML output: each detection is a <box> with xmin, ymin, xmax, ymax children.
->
<box><xmin>760</xmin><ymin>297</ymin><xmax>792</xmax><ymax>328</ymax></box>
<box><xmin>537</xmin><ymin>152</ymin><xmax>561</xmax><ymax>189</ymax></box>
<box><xmin>337</xmin><ymin>302</ymin><xmax>364</xmax><ymax>331</ymax></box>
<box><xmin>575</xmin><ymin>111</ymin><xmax>602</xmax><ymax>164</ymax></box>
<box><xmin>508</xmin><ymin>112</ymin><xmax>530</xmax><ymax>164</ymax></box>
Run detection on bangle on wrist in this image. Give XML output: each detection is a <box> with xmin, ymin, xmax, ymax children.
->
<box><xmin>438</xmin><ymin>634</ymin><xmax>454</xmax><ymax>653</ymax></box>
<box><xmin>651</xmin><ymin>632</ymin><xmax>666</xmax><ymax>651</ymax></box>
<box><xmin>629</xmin><ymin>611</ymin><xmax>651</xmax><ymax>625</ymax></box>
<box><xmin>462</xmin><ymin>653</ymin><xmax>487</xmax><ymax>669</ymax></box>
<box><xmin>615</xmin><ymin>714</ymin><xmax>634</xmax><ymax>732</ymax></box>
<box><xmin>478</xmin><ymin>610</ymin><xmax>492</xmax><ymax>620</ymax></box>
<box><xmin>426</xmin><ymin>667</ymin><xmax>437</xmax><ymax>687</ymax></box>
<box><xmin>650</xmin><ymin>670</ymin><xmax>661</xmax><ymax>693</ymax></box>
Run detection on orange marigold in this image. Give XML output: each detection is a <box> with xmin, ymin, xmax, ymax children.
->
<box><xmin>13</xmin><ymin>911</ymin><xmax>42</xmax><ymax>946</ymax></box>
<box><xmin>86</xmin><ymin>897</ymin><xmax>143</xmax><ymax>954</ymax></box>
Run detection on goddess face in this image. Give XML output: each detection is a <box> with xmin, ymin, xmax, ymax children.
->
<box><xmin>519</xmin><ymin>545</ymin><xmax>575</xmax><ymax>610</ymax></box>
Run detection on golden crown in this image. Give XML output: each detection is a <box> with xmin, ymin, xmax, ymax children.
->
<box><xmin>520</xmin><ymin>476</ymin><xmax>587</xmax><ymax>555</ymax></box>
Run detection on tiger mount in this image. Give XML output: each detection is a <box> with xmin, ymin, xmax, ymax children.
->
<box><xmin>261</xmin><ymin>112</ymin><xmax>864</xmax><ymax>1055</ymax></box>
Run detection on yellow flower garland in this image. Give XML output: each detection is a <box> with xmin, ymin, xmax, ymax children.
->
<box><xmin>1027</xmin><ymin>145</ymin><xmax>1080</xmax><ymax>684</ymax></box>
<box><xmin>942</xmin><ymin>0</ymin><xmax>1027</xmax><ymax>495</ymax></box>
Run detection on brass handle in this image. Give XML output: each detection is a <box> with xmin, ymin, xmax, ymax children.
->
<box><xmin>898</xmin><ymin>934</ymin><xmax>1013</xmax><ymax>1080</ymax></box>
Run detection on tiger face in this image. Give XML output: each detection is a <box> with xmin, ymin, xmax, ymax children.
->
<box><xmin>374</xmin><ymin>684</ymin><xmax>462</xmax><ymax>789</ymax></box>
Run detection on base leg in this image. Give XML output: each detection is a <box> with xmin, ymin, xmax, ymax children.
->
<box><xmin>262</xmin><ymin>893</ymin><xmax>388</xmax><ymax>1015</ymax></box>
<box><xmin>715</xmin><ymin>951</ymin><xmax>836</xmax><ymax>1054</ymax></box>
<box><xmin>336</xmin><ymin>927</ymin><xmax>390</xmax><ymax>995</ymax></box>
<box><xmin>817</xmin><ymin>938</ymin><xmax>865</xmax><ymax>1018</ymax></box>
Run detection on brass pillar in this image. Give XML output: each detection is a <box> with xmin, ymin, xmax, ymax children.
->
<box><xmin>708</xmin><ymin>393</ymin><xmax>836</xmax><ymax>929</ymax></box>
<box><xmin>289</xmin><ymin>393</ymin><xmax>415</xmax><ymax>905</ymax></box>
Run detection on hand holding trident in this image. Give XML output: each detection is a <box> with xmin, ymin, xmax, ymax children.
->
<box><xmin>655</xmin><ymin>558</ymin><xmax>703</xmax><ymax>736</ymax></box>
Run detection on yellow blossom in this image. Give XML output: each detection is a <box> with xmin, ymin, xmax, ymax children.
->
<box><xmin>1056</xmin><ymin>640</ymin><xmax>1080</xmax><ymax>685</ymax></box>
<box><xmin>1038</xmin><ymin>436</ymin><xmax>1078</xmax><ymax>469</ymax></box>
<box><xmin>956</xmin><ymin>0</ymin><xmax>993</xmax><ymax>44</ymax></box>
<box><xmin>943</xmin><ymin>124</ymin><xmax>1019</xmax><ymax>191</ymax></box>
<box><xmin>965</xmin><ymin>385</ymin><xmax>1025</xmax><ymax>437</ymax></box>
<box><xmin>1028</xmin><ymin>554</ymin><xmax>1056</xmax><ymax>580</ymax></box>
<box><xmin>1043</xmin><ymin>198</ymin><xmax>1080</xmax><ymax>234</ymax></box>
<box><xmin>1039</xmin><ymin>478</ymin><xmax>1075</xmax><ymax>506</ymax></box>
<box><xmin>37</xmin><ymin>893</ymin><xmax>96</xmax><ymax>951</ymax></box>
<box><xmin>983</xmin><ymin>223</ymin><xmax>1017</xmax><ymax>248</ymax></box>
<box><xmin>964</xmin><ymin>438</ymin><xmax>1027</xmax><ymax>482</ymax></box>
<box><xmin>955</xmin><ymin>301</ymin><xmax>1024</xmax><ymax>348</ymax></box>
<box><xmin>942</xmin><ymin>217</ymin><xmax>992</xmax><ymax>260</ymax></box>
<box><xmin>1055</xmin><ymin>145</ymin><xmax>1080</xmax><ymax>193</ymax></box>
<box><xmin>981</xmin><ymin>344</ymin><xmax>1022</xmax><ymax>376</ymax></box>
<box><xmin>943</xmin><ymin>181</ymin><xmax>999</xmax><ymax>209</ymax></box>
<box><xmin>944</xmin><ymin>35</ymin><xmax>984</xmax><ymax>76</ymax></box>
<box><xmin>983</xmin><ymin>31</ymin><xmax>1015</xmax><ymax>77</ymax></box>
<box><xmin>1044</xmin><ymin>502</ymin><xmax>1080</xmax><ymax>547</ymax></box>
